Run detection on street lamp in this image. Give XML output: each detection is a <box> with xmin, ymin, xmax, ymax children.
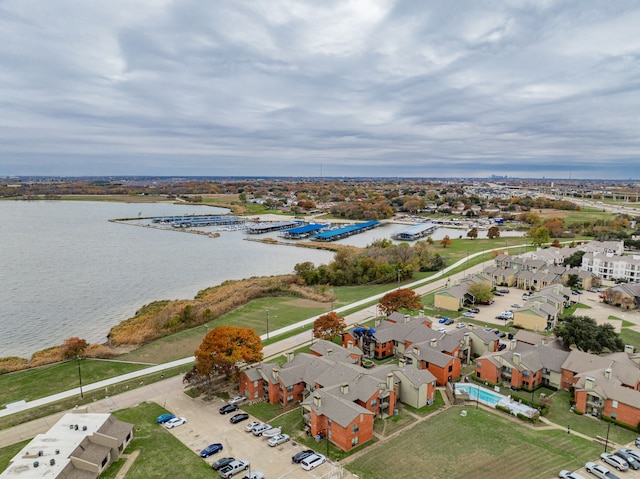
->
<box><xmin>396</xmin><ymin>268</ymin><xmax>401</xmax><ymax>287</ymax></box>
<box><xmin>265</xmin><ymin>309</ymin><xmax>276</xmax><ymax>340</ymax></box>
<box><xmin>476</xmin><ymin>384</ymin><xmax>479</xmax><ymax>410</ymax></box>
<box><xmin>77</xmin><ymin>356</ymin><xmax>84</xmax><ymax>399</ymax></box>
<box><xmin>604</xmin><ymin>421</ymin><xmax>612</xmax><ymax>452</ymax></box>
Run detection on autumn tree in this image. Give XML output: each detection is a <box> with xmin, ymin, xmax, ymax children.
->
<box><xmin>194</xmin><ymin>326</ymin><xmax>263</xmax><ymax>380</ymax></box>
<box><xmin>61</xmin><ymin>337</ymin><xmax>89</xmax><ymax>359</ymax></box>
<box><xmin>313</xmin><ymin>312</ymin><xmax>347</xmax><ymax>340</ymax></box>
<box><xmin>528</xmin><ymin>226</ymin><xmax>550</xmax><ymax>247</ymax></box>
<box><xmin>487</xmin><ymin>226</ymin><xmax>500</xmax><ymax>239</ymax></box>
<box><xmin>440</xmin><ymin>235</ymin><xmax>452</xmax><ymax>248</ymax></box>
<box><xmin>379</xmin><ymin>288</ymin><xmax>423</xmax><ymax>316</ymax></box>
<box><xmin>467</xmin><ymin>228</ymin><xmax>478</xmax><ymax>240</ymax></box>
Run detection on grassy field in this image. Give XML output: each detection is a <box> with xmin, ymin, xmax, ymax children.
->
<box><xmin>0</xmin><ymin>359</ymin><xmax>149</xmax><ymax>408</ymax></box>
<box><xmin>101</xmin><ymin>402</ymin><xmax>212</xmax><ymax>479</ymax></box>
<box><xmin>0</xmin><ymin>440</ymin><xmax>29</xmax><ymax>473</ymax></box>
<box><xmin>347</xmin><ymin>406</ymin><xmax>603</xmax><ymax>479</ymax></box>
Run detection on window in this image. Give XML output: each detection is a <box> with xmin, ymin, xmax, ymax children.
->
<box><xmin>352</xmin><ymin>436</ymin><xmax>359</xmax><ymax>446</ymax></box>
<box><xmin>477</xmin><ymin>361</ymin><xmax>482</xmax><ymax>368</ymax></box>
<box><xmin>287</xmin><ymin>385</ymin><xmax>294</xmax><ymax>392</ymax></box>
<box><xmin>352</xmin><ymin>423</ymin><xmax>359</xmax><ymax>433</ymax></box>
<box><xmin>254</xmin><ymin>390</ymin><xmax>259</xmax><ymax>399</ymax></box>
<box><xmin>371</xmin><ymin>399</ymin><xmax>377</xmax><ymax>407</ymax></box>
<box><xmin>448</xmin><ymin>365</ymin><xmax>453</xmax><ymax>372</ymax></box>
<box><xmin>254</xmin><ymin>380</ymin><xmax>259</xmax><ymax>387</ymax></box>
<box><xmin>327</xmin><ymin>419</ymin><xmax>332</xmax><ymax>426</ymax></box>
<box><xmin>523</xmin><ymin>370</ymin><xmax>530</xmax><ymax>378</ymax></box>
<box><xmin>288</xmin><ymin>395</ymin><xmax>294</xmax><ymax>402</ymax></box>
<box><xmin>612</xmin><ymin>400</ymin><xmax>618</xmax><ymax>408</ymax></box>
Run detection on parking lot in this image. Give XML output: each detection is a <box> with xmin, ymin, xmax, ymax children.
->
<box><xmin>566</xmin><ymin>445</ymin><xmax>640</xmax><ymax>479</ymax></box>
<box><xmin>161</xmin><ymin>391</ymin><xmax>349</xmax><ymax>479</ymax></box>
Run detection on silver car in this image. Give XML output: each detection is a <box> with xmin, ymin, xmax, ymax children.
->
<box><xmin>600</xmin><ymin>453</ymin><xmax>628</xmax><ymax>471</ymax></box>
<box><xmin>559</xmin><ymin>471</ymin><xmax>587</xmax><ymax>479</ymax></box>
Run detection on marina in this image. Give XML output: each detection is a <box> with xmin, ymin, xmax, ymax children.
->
<box><xmin>311</xmin><ymin>220</ymin><xmax>380</xmax><ymax>242</ymax></box>
<box><xmin>245</xmin><ymin>220</ymin><xmax>302</xmax><ymax>234</ymax></box>
<box><xmin>392</xmin><ymin>222</ymin><xmax>438</xmax><ymax>241</ymax></box>
<box><xmin>152</xmin><ymin>215</ymin><xmax>244</xmax><ymax>228</ymax></box>
<box><xmin>279</xmin><ymin>223</ymin><xmax>329</xmax><ymax>239</ymax></box>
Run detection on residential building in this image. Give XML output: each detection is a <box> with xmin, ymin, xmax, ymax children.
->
<box><xmin>0</xmin><ymin>410</ymin><xmax>133</xmax><ymax>479</ymax></box>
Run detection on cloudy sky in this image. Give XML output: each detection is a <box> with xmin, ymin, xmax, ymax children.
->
<box><xmin>1</xmin><ymin>1</ymin><xmax>639</xmax><ymax>179</ymax></box>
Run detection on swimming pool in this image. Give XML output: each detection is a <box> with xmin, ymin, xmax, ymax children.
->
<box><xmin>455</xmin><ymin>384</ymin><xmax>504</xmax><ymax>407</ymax></box>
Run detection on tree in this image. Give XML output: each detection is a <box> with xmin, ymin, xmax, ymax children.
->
<box><xmin>487</xmin><ymin>226</ymin><xmax>500</xmax><ymax>239</ymax></box>
<box><xmin>467</xmin><ymin>228</ymin><xmax>478</xmax><ymax>240</ymax></box>
<box><xmin>440</xmin><ymin>235</ymin><xmax>452</xmax><ymax>248</ymax></box>
<box><xmin>61</xmin><ymin>337</ymin><xmax>88</xmax><ymax>359</ymax></box>
<box><xmin>553</xmin><ymin>316</ymin><xmax>624</xmax><ymax>354</ymax></box>
<box><xmin>528</xmin><ymin>226</ymin><xmax>550</xmax><ymax>247</ymax></box>
<box><xmin>379</xmin><ymin>288</ymin><xmax>422</xmax><ymax>316</ymax></box>
<box><xmin>195</xmin><ymin>326</ymin><xmax>263</xmax><ymax>379</ymax></box>
<box><xmin>313</xmin><ymin>312</ymin><xmax>347</xmax><ymax>340</ymax></box>
<box><xmin>468</xmin><ymin>282</ymin><xmax>493</xmax><ymax>304</ymax></box>
<box><xmin>563</xmin><ymin>250</ymin><xmax>585</xmax><ymax>268</ymax></box>
<box><xmin>566</xmin><ymin>273</ymin><xmax>580</xmax><ymax>288</ymax></box>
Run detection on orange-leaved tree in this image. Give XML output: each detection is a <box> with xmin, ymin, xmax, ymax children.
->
<box><xmin>194</xmin><ymin>326</ymin><xmax>263</xmax><ymax>380</ymax></box>
<box><xmin>61</xmin><ymin>337</ymin><xmax>89</xmax><ymax>359</ymax></box>
<box><xmin>313</xmin><ymin>312</ymin><xmax>347</xmax><ymax>340</ymax></box>
<box><xmin>378</xmin><ymin>288</ymin><xmax>422</xmax><ymax>316</ymax></box>
<box><xmin>440</xmin><ymin>235</ymin><xmax>452</xmax><ymax>248</ymax></box>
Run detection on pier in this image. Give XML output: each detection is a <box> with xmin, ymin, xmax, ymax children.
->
<box><xmin>311</xmin><ymin>220</ymin><xmax>380</xmax><ymax>242</ymax></box>
<box><xmin>392</xmin><ymin>222</ymin><xmax>438</xmax><ymax>241</ymax></box>
<box><xmin>279</xmin><ymin>223</ymin><xmax>329</xmax><ymax>239</ymax></box>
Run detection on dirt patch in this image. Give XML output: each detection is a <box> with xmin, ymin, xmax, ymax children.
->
<box><xmin>283</xmin><ymin>298</ymin><xmax>328</xmax><ymax>309</ymax></box>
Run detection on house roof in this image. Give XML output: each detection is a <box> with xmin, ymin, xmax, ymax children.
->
<box><xmin>302</xmin><ymin>390</ymin><xmax>374</xmax><ymax>428</ymax></box>
<box><xmin>311</xmin><ymin>339</ymin><xmax>363</xmax><ymax>360</ymax></box>
<box><xmin>575</xmin><ymin>368</ymin><xmax>640</xmax><ymax>409</ymax></box>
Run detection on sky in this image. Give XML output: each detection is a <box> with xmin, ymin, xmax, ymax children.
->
<box><xmin>1</xmin><ymin>1</ymin><xmax>639</xmax><ymax>179</ymax></box>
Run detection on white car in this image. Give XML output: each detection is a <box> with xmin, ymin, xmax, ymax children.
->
<box><xmin>559</xmin><ymin>471</ymin><xmax>587</xmax><ymax>479</ymax></box>
<box><xmin>252</xmin><ymin>423</ymin><xmax>273</xmax><ymax>436</ymax></box>
<box><xmin>456</xmin><ymin>322</ymin><xmax>466</xmax><ymax>328</ymax></box>
<box><xmin>229</xmin><ymin>395</ymin><xmax>246</xmax><ymax>405</ymax></box>
<box><xmin>462</xmin><ymin>312</ymin><xmax>475</xmax><ymax>318</ymax></box>
<box><xmin>437</xmin><ymin>327</ymin><xmax>446</xmax><ymax>333</ymax></box>
<box><xmin>511</xmin><ymin>303</ymin><xmax>523</xmax><ymax>308</ymax></box>
<box><xmin>585</xmin><ymin>462</ymin><xmax>620</xmax><ymax>479</ymax></box>
<box><xmin>600</xmin><ymin>453</ymin><xmax>628</xmax><ymax>471</ymax></box>
<box><xmin>164</xmin><ymin>417</ymin><xmax>187</xmax><ymax>429</ymax></box>
<box><xmin>267</xmin><ymin>433</ymin><xmax>290</xmax><ymax>447</ymax></box>
<box><xmin>261</xmin><ymin>426</ymin><xmax>282</xmax><ymax>437</ymax></box>
<box><xmin>242</xmin><ymin>473</ymin><xmax>264</xmax><ymax>479</ymax></box>
<box><xmin>245</xmin><ymin>421</ymin><xmax>261</xmax><ymax>432</ymax></box>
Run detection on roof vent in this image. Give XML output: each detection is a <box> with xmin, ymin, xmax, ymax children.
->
<box><xmin>82</xmin><ymin>425</ymin><xmax>87</xmax><ymax>431</ymax></box>
<box><xmin>50</xmin><ymin>459</ymin><xmax>56</xmax><ymax>466</ymax></box>
<box><xmin>33</xmin><ymin>461</ymin><xmax>39</xmax><ymax>468</ymax></box>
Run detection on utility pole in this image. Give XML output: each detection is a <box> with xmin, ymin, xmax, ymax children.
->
<box><xmin>265</xmin><ymin>309</ymin><xmax>270</xmax><ymax>340</ymax></box>
<box><xmin>77</xmin><ymin>356</ymin><xmax>84</xmax><ymax>399</ymax></box>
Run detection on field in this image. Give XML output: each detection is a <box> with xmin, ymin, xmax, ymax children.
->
<box><xmin>347</xmin><ymin>406</ymin><xmax>603</xmax><ymax>479</ymax></box>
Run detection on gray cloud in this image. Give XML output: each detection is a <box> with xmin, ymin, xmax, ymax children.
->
<box><xmin>0</xmin><ymin>0</ymin><xmax>639</xmax><ymax>178</ymax></box>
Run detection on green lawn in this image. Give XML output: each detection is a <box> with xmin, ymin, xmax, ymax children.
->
<box><xmin>347</xmin><ymin>406</ymin><xmax>603</xmax><ymax>479</ymax></box>
<box><xmin>0</xmin><ymin>440</ymin><xmax>29</xmax><ymax>473</ymax></box>
<box><xmin>545</xmin><ymin>391</ymin><xmax>637</xmax><ymax>446</ymax></box>
<box><xmin>102</xmin><ymin>402</ymin><xmax>212</xmax><ymax>479</ymax></box>
<box><xmin>619</xmin><ymin>328</ymin><xmax>640</xmax><ymax>353</ymax></box>
<box><xmin>0</xmin><ymin>359</ymin><xmax>150</xmax><ymax>408</ymax></box>
<box><xmin>403</xmin><ymin>390</ymin><xmax>446</xmax><ymax>416</ymax></box>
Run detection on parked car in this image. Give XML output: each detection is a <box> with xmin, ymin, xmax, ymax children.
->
<box><xmin>462</xmin><ymin>312</ymin><xmax>475</xmax><ymax>318</ymax></box>
<box><xmin>437</xmin><ymin>327</ymin><xmax>446</xmax><ymax>333</ymax></box>
<box><xmin>585</xmin><ymin>461</ymin><xmax>619</xmax><ymax>479</ymax></box>
<box><xmin>242</xmin><ymin>472</ymin><xmax>264</xmax><ymax>479</ymax></box>
<box><xmin>507</xmin><ymin>333</ymin><xmax>514</xmax><ymax>340</ymax></box>
<box><xmin>636</xmin><ymin>437</ymin><xmax>640</xmax><ymax>448</ymax></box>
<box><xmin>230</xmin><ymin>413</ymin><xmax>250</xmax><ymax>424</ymax></box>
<box><xmin>572</xmin><ymin>290</ymin><xmax>582</xmax><ymax>295</ymax></box>
<box><xmin>292</xmin><ymin>449</ymin><xmax>315</xmax><ymax>463</ymax></box>
<box><xmin>511</xmin><ymin>303</ymin><xmax>523</xmax><ymax>308</ymax></box>
<box><xmin>438</xmin><ymin>317</ymin><xmax>449</xmax><ymax>324</ymax></box>
<box><xmin>268</xmin><ymin>434</ymin><xmax>290</xmax><ymax>447</ymax></box>
<box><xmin>493</xmin><ymin>291</ymin><xmax>504</xmax><ymax>296</ymax></box>
<box><xmin>480</xmin><ymin>300</ymin><xmax>494</xmax><ymax>305</ymax></box>
<box><xmin>164</xmin><ymin>417</ymin><xmax>187</xmax><ymax>429</ymax></box>
<box><xmin>229</xmin><ymin>396</ymin><xmax>246</xmax><ymax>405</ymax></box>
<box><xmin>456</xmin><ymin>322</ymin><xmax>466</xmax><ymax>328</ymax></box>
<box><xmin>444</xmin><ymin>318</ymin><xmax>454</xmax><ymax>325</ymax></box>
<box><xmin>559</xmin><ymin>471</ymin><xmax>587</xmax><ymax>479</ymax></box>
<box><xmin>252</xmin><ymin>424</ymin><xmax>273</xmax><ymax>436</ymax></box>
<box><xmin>156</xmin><ymin>413</ymin><xmax>175</xmax><ymax>424</ymax></box>
<box><xmin>470</xmin><ymin>307</ymin><xmax>480</xmax><ymax>313</ymax></box>
<box><xmin>245</xmin><ymin>421</ymin><xmax>261</xmax><ymax>432</ymax></box>
<box><xmin>600</xmin><ymin>453</ymin><xmax>628</xmax><ymax>471</ymax></box>
<box><xmin>200</xmin><ymin>443</ymin><xmax>223</xmax><ymax>458</ymax></box>
<box><xmin>212</xmin><ymin>457</ymin><xmax>235</xmax><ymax>471</ymax></box>
<box><xmin>498</xmin><ymin>343</ymin><xmax>507</xmax><ymax>351</ymax></box>
<box><xmin>498</xmin><ymin>288</ymin><xmax>510</xmax><ymax>294</ymax></box>
<box><xmin>618</xmin><ymin>447</ymin><xmax>640</xmax><ymax>463</ymax></box>
<box><xmin>262</xmin><ymin>426</ymin><xmax>282</xmax><ymax>438</ymax></box>
<box><xmin>219</xmin><ymin>459</ymin><xmax>250</xmax><ymax>478</ymax></box>
<box><xmin>300</xmin><ymin>453</ymin><xmax>326</xmax><ymax>471</ymax></box>
<box><xmin>614</xmin><ymin>449</ymin><xmax>640</xmax><ymax>470</ymax></box>
<box><xmin>219</xmin><ymin>404</ymin><xmax>239</xmax><ymax>415</ymax></box>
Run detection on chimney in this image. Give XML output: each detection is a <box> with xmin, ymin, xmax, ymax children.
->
<box><xmin>327</xmin><ymin>348</ymin><xmax>333</xmax><ymax>356</ymax></box>
<box><xmin>399</xmin><ymin>358</ymin><xmax>406</xmax><ymax>367</ymax></box>
<box><xmin>375</xmin><ymin>317</ymin><xmax>382</xmax><ymax>327</ymax></box>
<box><xmin>313</xmin><ymin>393</ymin><xmax>321</xmax><ymax>408</ymax></box>
<box><xmin>604</xmin><ymin>368</ymin><xmax>612</xmax><ymax>380</ymax></box>
<box><xmin>510</xmin><ymin>339</ymin><xmax>517</xmax><ymax>350</ymax></box>
<box><xmin>464</xmin><ymin>332</ymin><xmax>470</xmax><ymax>345</ymax></box>
<box><xmin>430</xmin><ymin>338</ymin><xmax>437</xmax><ymax>348</ymax></box>
<box><xmin>386</xmin><ymin>373</ymin><xmax>394</xmax><ymax>391</ymax></box>
<box><xmin>413</xmin><ymin>346</ymin><xmax>420</xmax><ymax>357</ymax></box>
<box><xmin>534</xmin><ymin>301</ymin><xmax>541</xmax><ymax>310</ymax></box>
<box><xmin>419</xmin><ymin>310</ymin><xmax>424</xmax><ymax>318</ymax></box>
<box><xmin>286</xmin><ymin>351</ymin><xmax>294</xmax><ymax>362</ymax></box>
<box><xmin>513</xmin><ymin>352</ymin><xmax>521</xmax><ymax>365</ymax></box>
<box><xmin>340</xmin><ymin>383</ymin><xmax>349</xmax><ymax>395</ymax></box>
<box><xmin>347</xmin><ymin>341</ymin><xmax>354</xmax><ymax>349</ymax></box>
<box><xmin>272</xmin><ymin>368</ymin><xmax>279</xmax><ymax>381</ymax></box>
<box><xmin>585</xmin><ymin>377</ymin><xmax>594</xmax><ymax>390</ymax></box>
<box><xmin>404</xmin><ymin>314</ymin><xmax>410</xmax><ymax>323</ymax></box>
<box><xmin>625</xmin><ymin>344</ymin><xmax>635</xmax><ymax>354</ymax></box>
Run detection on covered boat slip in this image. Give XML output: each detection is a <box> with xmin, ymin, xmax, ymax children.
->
<box><xmin>279</xmin><ymin>223</ymin><xmax>329</xmax><ymax>239</ymax></box>
<box><xmin>311</xmin><ymin>220</ymin><xmax>380</xmax><ymax>242</ymax></box>
<box><xmin>152</xmin><ymin>215</ymin><xmax>244</xmax><ymax>228</ymax></box>
<box><xmin>392</xmin><ymin>222</ymin><xmax>438</xmax><ymax>240</ymax></box>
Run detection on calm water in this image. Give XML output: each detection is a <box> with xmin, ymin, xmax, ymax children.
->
<box><xmin>0</xmin><ymin>201</ymin><xmax>334</xmax><ymax>358</ymax></box>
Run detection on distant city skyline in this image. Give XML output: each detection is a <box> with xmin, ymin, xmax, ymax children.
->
<box><xmin>1</xmin><ymin>1</ymin><xmax>639</xmax><ymax>179</ymax></box>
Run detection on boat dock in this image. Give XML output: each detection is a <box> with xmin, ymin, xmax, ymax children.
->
<box><xmin>392</xmin><ymin>222</ymin><xmax>438</xmax><ymax>240</ymax></box>
<box><xmin>152</xmin><ymin>215</ymin><xmax>244</xmax><ymax>228</ymax></box>
<box><xmin>245</xmin><ymin>220</ymin><xmax>301</xmax><ymax>234</ymax></box>
<box><xmin>311</xmin><ymin>220</ymin><xmax>380</xmax><ymax>242</ymax></box>
<box><xmin>279</xmin><ymin>223</ymin><xmax>329</xmax><ymax>239</ymax></box>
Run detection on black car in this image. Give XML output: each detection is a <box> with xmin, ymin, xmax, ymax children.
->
<box><xmin>292</xmin><ymin>449</ymin><xmax>315</xmax><ymax>464</ymax></box>
<box><xmin>219</xmin><ymin>404</ymin><xmax>239</xmax><ymax>415</ymax></box>
<box><xmin>230</xmin><ymin>413</ymin><xmax>249</xmax><ymax>424</ymax></box>
<box><xmin>212</xmin><ymin>457</ymin><xmax>235</xmax><ymax>471</ymax></box>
